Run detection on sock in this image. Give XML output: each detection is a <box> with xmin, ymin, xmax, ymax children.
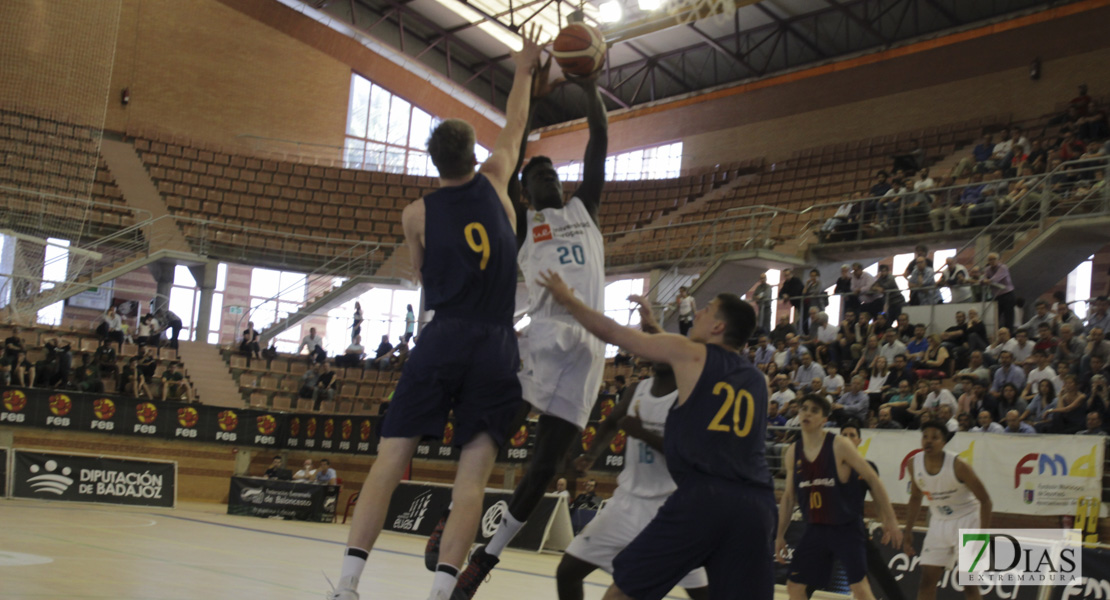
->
<box><xmin>430</xmin><ymin>563</ymin><xmax>459</xmax><ymax>597</ymax></box>
<box><xmin>485</xmin><ymin>512</ymin><xmax>524</xmax><ymax>557</ymax></box>
<box><xmin>340</xmin><ymin>547</ymin><xmax>369</xmax><ymax>583</ymax></box>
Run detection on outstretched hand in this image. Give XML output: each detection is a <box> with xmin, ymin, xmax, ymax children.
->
<box><xmin>512</xmin><ymin>24</ymin><xmax>547</xmax><ymax>72</ymax></box>
<box><xmin>537</xmin><ymin>270</ymin><xmax>576</xmax><ymax>307</ymax></box>
<box><xmin>880</xmin><ymin>524</ymin><xmax>904</xmax><ymax>551</ymax></box>
<box><xmin>532</xmin><ymin>55</ymin><xmax>564</xmax><ymax>99</ymax></box>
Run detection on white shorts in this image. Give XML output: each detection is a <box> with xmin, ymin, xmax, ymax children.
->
<box><xmin>517</xmin><ymin>318</ymin><xmax>605</xmax><ymax>430</ymax></box>
<box><xmin>920</xmin><ymin>511</ymin><xmax>980</xmax><ymax>568</ymax></box>
<box><xmin>564</xmin><ymin>491</ymin><xmax>709</xmax><ymax>589</ymax></box>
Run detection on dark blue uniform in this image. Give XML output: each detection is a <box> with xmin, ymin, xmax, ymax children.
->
<box><xmin>381</xmin><ymin>174</ymin><xmax>524</xmax><ymax>447</ymax></box>
<box><xmin>788</xmin><ymin>432</ymin><xmax>868</xmax><ymax>586</ymax></box>
<box><xmin>613</xmin><ymin>344</ymin><xmax>776</xmax><ymax>600</ymax></box>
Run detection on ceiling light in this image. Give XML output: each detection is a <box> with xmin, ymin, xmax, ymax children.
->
<box><xmin>432</xmin><ymin>0</ymin><xmax>522</xmax><ymax>51</ymax></box>
<box><xmin>637</xmin><ymin>0</ymin><xmax>661</xmax><ymax>10</ymax></box>
<box><xmin>598</xmin><ymin>0</ymin><xmax>623</xmax><ymax>23</ymax></box>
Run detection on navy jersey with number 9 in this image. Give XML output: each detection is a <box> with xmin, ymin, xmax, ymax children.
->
<box><xmin>420</xmin><ymin>174</ymin><xmax>517</xmax><ymax>325</ymax></box>
<box><xmin>664</xmin><ymin>344</ymin><xmax>772</xmax><ymax>489</ymax></box>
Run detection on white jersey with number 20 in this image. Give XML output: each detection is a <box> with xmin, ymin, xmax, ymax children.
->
<box><xmin>518</xmin><ymin>196</ymin><xmax>605</xmax><ymax>318</ymax></box>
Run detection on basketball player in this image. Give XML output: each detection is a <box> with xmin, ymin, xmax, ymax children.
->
<box><xmin>902</xmin><ymin>421</ymin><xmax>992</xmax><ymax>600</ymax></box>
<box><xmin>324</xmin><ymin>27</ymin><xmax>544</xmax><ymax>600</ymax></box>
<box><xmin>775</xmin><ymin>397</ymin><xmax>902</xmax><ymax>600</ymax></box>
<box><xmin>446</xmin><ymin>55</ymin><xmax>610</xmax><ymax>599</ymax></box>
<box><xmin>538</xmin><ymin>270</ymin><xmax>775</xmax><ymax>600</ymax></box>
<box><xmin>556</xmin><ymin>300</ymin><xmax>708</xmax><ymax>600</ymax></box>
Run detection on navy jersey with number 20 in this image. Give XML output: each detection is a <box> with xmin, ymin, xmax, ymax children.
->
<box><xmin>420</xmin><ymin>174</ymin><xmax>517</xmax><ymax>325</ymax></box>
<box><xmin>664</xmin><ymin>344</ymin><xmax>772</xmax><ymax>489</ymax></box>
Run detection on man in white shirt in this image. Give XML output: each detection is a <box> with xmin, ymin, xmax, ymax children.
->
<box><xmin>1020</xmin><ymin>300</ymin><xmax>1054</xmax><ymax>334</ymax></box>
<box><xmin>923</xmin><ymin>379</ymin><xmax>957</xmax><ymax>412</ymax></box>
<box><xmin>971</xmin><ymin>410</ymin><xmax>1004</xmax><ymax>433</ymax></box>
<box><xmin>1026</xmin><ymin>350</ymin><xmax>1061</xmax><ymax>394</ymax></box>
<box><xmin>936</xmin><ymin>404</ymin><xmax>959</xmax><ymax>432</ymax></box>
<box><xmin>878</xmin><ymin>329</ymin><xmax>908</xmax><ymax>364</ymax></box>
<box><xmin>848</xmin><ymin>262</ymin><xmax>883</xmax><ymax>316</ymax></box>
<box><xmin>1010</xmin><ymin>329</ymin><xmax>1035</xmax><ymax>366</ymax></box>
<box><xmin>984</xmin><ymin>328</ymin><xmax>1018</xmax><ymax>362</ymax></box>
<box><xmin>770</xmin><ymin>375</ymin><xmax>796</xmax><ymax>407</ymax></box>
<box><xmin>294</xmin><ymin>459</ymin><xmax>317</xmax><ymax>482</ymax></box>
<box><xmin>298</xmin><ymin>327</ymin><xmax>327</xmax><ymax>364</ymax></box>
<box><xmin>336</xmin><ymin>335</ymin><xmax>366</xmax><ymax>368</ymax></box>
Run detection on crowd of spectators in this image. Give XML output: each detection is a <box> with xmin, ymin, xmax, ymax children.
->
<box><xmin>1</xmin><ymin>324</ymin><xmax>194</xmax><ymax>401</ymax></box>
<box><xmin>820</xmin><ymin>84</ymin><xmax>1109</xmax><ymax>242</ymax></box>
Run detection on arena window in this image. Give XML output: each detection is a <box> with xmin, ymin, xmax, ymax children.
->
<box><xmin>555</xmin><ymin>141</ymin><xmax>682</xmax><ymax>182</ymax></box>
<box><xmin>602</xmin><ymin>277</ymin><xmax>646</xmax><ymax>357</ymax></box>
<box><xmin>168</xmin><ymin>263</ymin><xmax>227</xmax><ymax>344</ymax></box>
<box><xmin>1067</xmin><ymin>256</ymin><xmax>1093</xmax><ymax>319</ymax></box>
<box><xmin>325</xmin><ymin>286</ymin><xmax>421</xmax><ymax>351</ymax></box>
<box><xmin>36</xmin><ymin>238</ymin><xmax>71</xmax><ymax>326</ymax></box>
<box><xmin>344</xmin><ymin>73</ymin><xmax>489</xmax><ymax>176</ymax></box>
<box><xmin>249</xmin><ymin>267</ymin><xmax>307</xmax><ymax>353</ymax></box>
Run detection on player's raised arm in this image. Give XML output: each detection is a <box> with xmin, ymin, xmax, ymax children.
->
<box><xmin>481</xmin><ymin>26</ymin><xmax>545</xmax><ymax>228</ymax></box>
<box><xmin>538</xmin><ymin>270</ymin><xmax>703</xmax><ymax>368</ymax></box>
<box><xmin>834</xmin><ymin>435</ymin><xmax>903</xmax><ymax>549</ymax></box>
<box><xmin>573</xmin><ymin>76</ymin><xmax>608</xmax><ymax>224</ymax></box>
<box><xmin>775</xmin><ymin>443</ymin><xmax>797</xmax><ymax>563</ymax></box>
<box><xmin>954</xmin><ymin>457</ymin><xmax>993</xmax><ymax>529</ymax></box>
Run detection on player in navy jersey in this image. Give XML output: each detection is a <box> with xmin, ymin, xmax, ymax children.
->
<box><xmin>777</xmin><ymin>396</ymin><xmax>902</xmax><ymax>600</ymax></box>
<box><xmin>538</xmin><ymin>270</ymin><xmax>774</xmax><ymax>600</ymax></box>
<box><xmin>325</xmin><ymin>26</ymin><xmax>545</xmax><ymax>600</ymax></box>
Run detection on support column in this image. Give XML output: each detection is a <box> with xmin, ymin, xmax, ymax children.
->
<box><xmin>973</xmin><ymin>234</ymin><xmax>993</xmax><ymax>266</ymax></box>
<box><xmin>189</xmin><ymin>261</ymin><xmax>219</xmax><ymax>344</ymax></box>
<box><xmin>147</xmin><ymin>260</ymin><xmax>176</xmax><ymax>314</ymax></box>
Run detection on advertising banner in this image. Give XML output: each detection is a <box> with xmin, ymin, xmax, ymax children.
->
<box><xmin>11</xmin><ymin>450</ymin><xmax>176</xmax><ymax>508</ymax></box>
<box><xmin>1049</xmin><ymin>546</ymin><xmax>1110</xmax><ymax>600</ymax></box>
<box><xmin>857</xmin><ymin>430</ymin><xmax>1103</xmax><ymax>515</ymax></box>
<box><xmin>382</xmin><ymin>482</ymin><xmax>568</xmax><ymax>552</ymax></box>
<box><xmin>227</xmin><ymin>476</ymin><xmax>338</xmax><ymax>522</ymax></box>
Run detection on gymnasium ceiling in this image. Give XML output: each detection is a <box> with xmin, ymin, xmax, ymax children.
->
<box><xmin>302</xmin><ymin>0</ymin><xmax>1077</xmax><ymax>126</ymax></box>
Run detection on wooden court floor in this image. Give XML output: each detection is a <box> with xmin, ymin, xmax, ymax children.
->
<box><xmin>0</xmin><ymin>499</ymin><xmax>788</xmax><ymax>600</ymax></box>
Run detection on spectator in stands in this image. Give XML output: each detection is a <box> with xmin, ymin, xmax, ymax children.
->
<box><xmin>1086</xmin><ymin>297</ymin><xmax>1110</xmax><ymax>334</ymax></box>
<box><xmin>873</xmin><ymin>264</ymin><xmax>903</xmax><ymax>323</ymax></box>
<box><xmin>832</xmin><ymin>375</ymin><xmax>869</xmax><ymax>426</ymax></box>
<box><xmin>352</xmin><ymin>302</ymin><xmax>363</xmax><ymax>341</ymax></box>
<box><xmin>95</xmin><ymin>306</ymin><xmax>125</xmax><ymax>350</ymax></box>
<box><xmin>1020</xmin><ymin>379</ymin><xmax>1058</xmax><ymax>432</ymax></box>
<box><xmin>1010</xmin><ymin>329</ymin><xmax>1035</xmax><ymax>367</ymax></box>
<box><xmin>158</xmin><ymin>309</ymin><xmax>184</xmax><ymax>351</ymax></box>
<box><xmin>1083</xmin><ymin>327</ymin><xmax>1110</xmax><ymax>378</ymax></box>
<box><xmin>779</xmin><ymin>268</ymin><xmax>804</xmax><ymax>323</ymax></box>
<box><xmin>935</xmin><ymin>404</ymin><xmax>958</xmax><ymax>433</ymax></box>
<box><xmin>953</xmin><ymin>134</ymin><xmax>994</xmax><ymax>177</ymax></box>
<box><xmin>73</xmin><ymin>353</ymin><xmax>103</xmax><ymax>393</ymax></box>
<box><xmin>1050</xmin><ymin>375</ymin><xmax>1088</xmax><ymax>433</ymax></box>
<box><xmin>870</xmin><ymin>171</ymin><xmax>892</xmax><ymax>199</ymax></box>
<box><xmin>877</xmin><ymin>329</ymin><xmax>907</xmax><ymax>365</ymax></box>
<box><xmin>852</xmin><ymin>335</ymin><xmax>880</xmax><ymax>376</ymax></box>
<box><xmin>372</xmin><ymin>334</ymin><xmax>393</xmax><ymax>362</ymax></box>
<box><xmin>770</xmin><ymin>315</ymin><xmax>796</xmax><ymax>346</ymax></box>
<box><xmin>753</xmin><ymin>336</ymin><xmax>774</xmax><ymax>371</ymax></box>
<box><xmin>1003</xmin><ymin>409</ymin><xmax>1035</xmax><ymax>434</ymax></box>
<box><xmin>981</xmin><ymin>253</ymin><xmax>1016</xmax><ymax>330</ymax></box>
<box><xmin>1089</xmin><ymin>375</ymin><xmax>1110</xmax><ymax>420</ymax></box>
<box><xmin>823</xmin><ymin>362</ymin><xmax>845</xmax><ymax>397</ymax></box>
<box><xmin>120</xmin><ymin>357</ymin><xmax>150</xmax><ymax>399</ymax></box>
<box><xmin>264</xmin><ymin>456</ymin><xmax>285</xmax><ymax>479</ymax></box>
<box><xmin>294</xmin><ymin>459</ymin><xmax>316</xmax><ymax>482</ymax></box>
<box><xmin>991</xmin><ymin>350</ymin><xmax>1026</xmax><ymax>397</ymax></box>
<box><xmin>1070</xmin><ymin>84</ymin><xmax>1093</xmax><ymax>117</ymax></box>
<box><xmin>752</xmin><ymin>273</ymin><xmax>774</xmax><ymax>332</ymax></box>
<box><xmin>958</xmin><ymin>379</ymin><xmax>992</xmax><ymax>417</ymax></box>
<box><xmin>1077</xmin><ymin>411</ymin><xmax>1107</xmax><ymax>436</ymax></box>
<box><xmin>313</xmin><ymin>359</ymin><xmax>333</xmax><ymax>412</ymax></box>
<box><xmin>1026</xmin><ymin>350</ymin><xmax>1061</xmax><ymax>392</ymax></box>
<box><xmin>922</xmin><ymin>378</ymin><xmax>957</xmax><ymax>412</ymax></box>
<box><xmin>314</xmin><ymin>459</ymin><xmax>338</xmax><ymax>485</ymax></box>
<box><xmin>874</xmin><ymin>405</ymin><xmax>902</xmax><ymax>429</ymax></box>
<box><xmin>770</xmin><ymin>375</ymin><xmax>796</xmax><ymax>408</ymax></box>
<box><xmin>848</xmin><ymin>262</ymin><xmax>881</xmax><ymax>316</ymax></box>
<box><xmin>95</xmin><ymin>337</ymin><xmax>118</xmax><ymax>380</ymax></box>
<box><xmin>553</xmin><ymin>478</ymin><xmax>570</xmax><ymax>502</ymax></box>
<box><xmin>1020</xmin><ymin>300</ymin><xmax>1053</xmax><ymax>334</ymax></box>
<box><xmin>904</xmin><ymin>324</ymin><xmax>928</xmax><ymax>362</ymax></box>
<box><xmin>1034</xmin><ymin>323</ymin><xmax>1058</xmax><ymax>356</ymax></box>
<box><xmin>240</xmin><ymin>321</ymin><xmax>261</xmax><ymax>360</ymax></box>
<box><xmin>2</xmin><ymin>326</ymin><xmax>25</xmax><ymax>361</ymax></box>
<box><xmin>915</xmin><ymin>335</ymin><xmax>950</xmax><ymax>380</ymax></box>
<box><xmin>1056</xmin><ymin>303</ymin><xmax>1085</xmax><ymax>338</ymax></box>
<box><xmin>906</xmin><ymin>256</ymin><xmax>940</xmax><ymax>305</ymax></box>
<box><xmin>41</xmin><ymin>336</ymin><xmax>73</xmax><ymax>388</ymax></box>
<box><xmin>939</xmin><ymin>258</ymin><xmax>971</xmax><ymax>304</ymax></box>
<box><xmin>570</xmin><ymin>480</ymin><xmax>603</xmax><ymax>511</ymax></box>
<box><xmin>139</xmin><ymin>348</ymin><xmax>158</xmax><ymax>382</ymax></box>
<box><xmin>161</xmin><ymin>362</ymin><xmax>191</xmax><ymax>402</ymax></box>
<box><xmin>672</xmin><ymin>286</ymin><xmax>695</xmax><ymax>336</ymax></box>
<box><xmin>1</xmin><ymin>350</ymin><xmax>33</xmax><ymax>388</ymax></box>
<box><xmin>995</xmin><ymin>382</ymin><xmax>1027</xmax><ymax>420</ymax></box>
<box><xmin>819</xmin><ymin>196</ymin><xmax>856</xmax><ymax>241</ymax></box>
<box><xmin>335</xmin><ymin>335</ymin><xmax>365</xmax><ymax>368</ymax></box>
<box><xmin>403</xmin><ymin>304</ymin><xmax>416</xmax><ymax>343</ymax></box>
<box><xmin>834</xmin><ymin>264</ymin><xmax>852</xmax><ymax>296</ymax></box>
<box><xmin>802</xmin><ymin>269</ymin><xmax>826</xmax><ymax>317</ymax></box>
<box><xmin>135</xmin><ymin>315</ymin><xmax>156</xmax><ymax>351</ymax></box>
<box><xmin>864</xmin><ymin>358</ymin><xmax>889</xmax><ymax>412</ymax></box>
<box><xmin>1078</xmin><ymin>102</ymin><xmax>1109</xmax><ymax>142</ymax></box>
<box><xmin>793</xmin><ymin>352</ymin><xmax>825</xmax><ymax>390</ymax></box>
<box><xmin>297</xmin><ymin>327</ymin><xmax>327</xmax><ymax>364</ymax></box>
<box><xmin>972</xmin><ymin>410</ymin><xmax>1003</xmax><ymax>433</ymax></box>
<box><xmin>391</xmin><ymin>340</ymin><xmax>411</xmax><ymax>371</ymax></box>
<box><xmin>1082</xmin><ymin>354</ymin><xmax>1109</xmax><ymax>394</ymax></box>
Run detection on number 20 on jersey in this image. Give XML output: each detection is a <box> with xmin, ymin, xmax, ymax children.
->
<box><xmin>707</xmin><ymin>382</ymin><xmax>755</xmax><ymax>437</ymax></box>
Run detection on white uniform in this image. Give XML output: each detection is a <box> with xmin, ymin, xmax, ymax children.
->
<box><xmin>913</xmin><ymin>451</ymin><xmax>981</xmax><ymax>568</ymax></box>
<box><xmin>517</xmin><ymin>196</ymin><xmax>606</xmax><ymax>429</ymax></box>
<box><xmin>565</xmin><ymin>380</ymin><xmax>709</xmax><ymax>589</ymax></box>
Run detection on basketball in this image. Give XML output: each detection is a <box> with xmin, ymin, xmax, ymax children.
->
<box><xmin>552</xmin><ymin>23</ymin><xmax>606</xmax><ymax>77</ymax></box>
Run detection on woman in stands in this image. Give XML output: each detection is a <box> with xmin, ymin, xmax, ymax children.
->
<box><xmin>914</xmin><ymin>335</ymin><xmax>950</xmax><ymax>380</ymax></box>
<box><xmin>994</xmin><ymin>383</ymin><xmax>1026</xmax><ymax>422</ymax></box>
<box><xmin>1020</xmin><ymin>379</ymin><xmax>1057</xmax><ymax>432</ymax></box>
<box><xmin>1047</xmin><ymin>374</ymin><xmax>1087</xmax><ymax>433</ymax></box>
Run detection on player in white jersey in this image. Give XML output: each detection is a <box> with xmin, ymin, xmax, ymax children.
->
<box><xmin>556</xmin><ymin>302</ymin><xmax>708</xmax><ymax>600</ymax></box>
<box><xmin>901</xmin><ymin>421</ymin><xmax>992</xmax><ymax>600</ymax></box>
<box><xmin>445</xmin><ymin>68</ymin><xmax>610</xmax><ymax>600</ymax></box>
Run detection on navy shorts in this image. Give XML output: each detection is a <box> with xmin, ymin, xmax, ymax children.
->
<box><xmin>380</xmin><ymin>318</ymin><xmax>524</xmax><ymax>448</ymax></box>
<box><xmin>612</xmin><ymin>478</ymin><xmax>777</xmax><ymax>600</ymax></box>
<box><xmin>788</xmin><ymin>522</ymin><xmax>868</xmax><ymax>586</ymax></box>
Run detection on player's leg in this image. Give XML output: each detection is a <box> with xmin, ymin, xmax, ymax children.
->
<box><xmin>487</xmin><ymin>414</ymin><xmax>580</xmax><ymax>555</ymax></box>
<box><xmin>556</xmin><ymin>553</ymin><xmax>600</xmax><ymax>600</ymax></box>
<box><xmin>916</xmin><ymin>566</ymin><xmax>943</xmax><ymax>600</ymax></box>
<box><xmin>431</xmin><ymin>432</ymin><xmax>499</xmax><ymax>599</ymax></box>
<box><xmin>602</xmin><ymin>586</ymin><xmax>633</xmax><ymax>600</ymax></box>
<box><xmin>848</xmin><ymin>578</ymin><xmax>877</xmax><ymax>600</ymax></box>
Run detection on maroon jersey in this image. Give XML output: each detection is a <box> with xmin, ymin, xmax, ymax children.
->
<box><xmin>793</xmin><ymin>432</ymin><xmax>858</xmax><ymax>525</ymax></box>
